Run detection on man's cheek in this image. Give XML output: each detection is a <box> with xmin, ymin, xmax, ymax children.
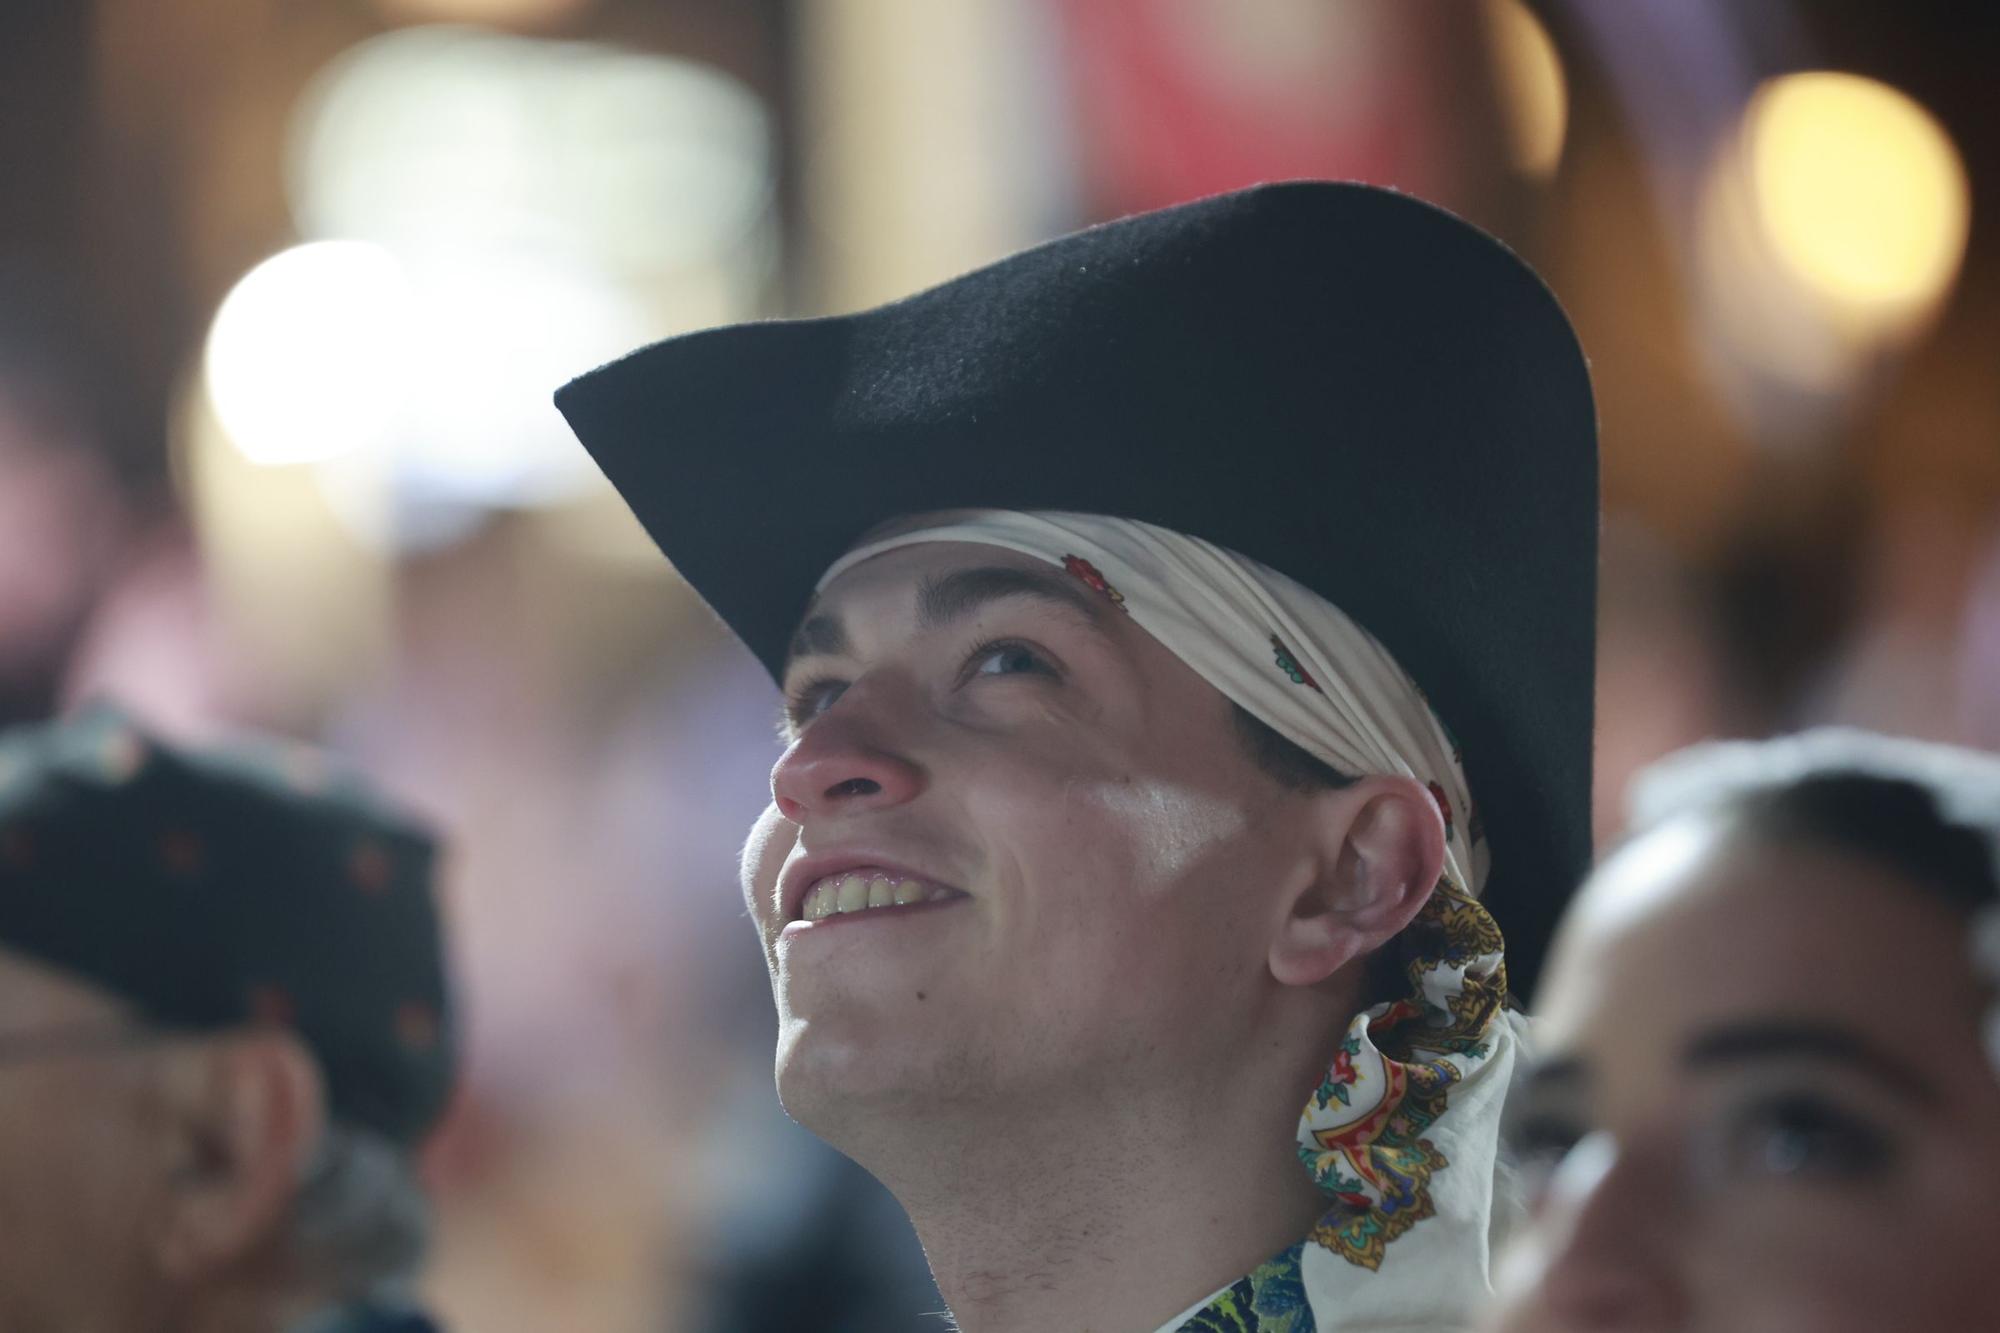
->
<box><xmin>740</xmin><ymin>804</ymin><xmax>798</xmax><ymax>919</ymax></box>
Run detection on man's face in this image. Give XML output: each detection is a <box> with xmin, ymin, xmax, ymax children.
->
<box><xmin>742</xmin><ymin>542</ymin><xmax>1319</xmax><ymax>1133</ymax></box>
<box><xmin>0</xmin><ymin>947</ymin><xmax>167</xmax><ymax>1329</ymax></box>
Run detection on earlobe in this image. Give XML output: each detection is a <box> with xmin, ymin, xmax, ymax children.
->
<box><xmin>154</xmin><ymin>1030</ymin><xmax>327</xmax><ymax>1282</ymax></box>
<box><xmin>1268</xmin><ymin>777</ymin><xmax>1445</xmax><ymax>988</ymax></box>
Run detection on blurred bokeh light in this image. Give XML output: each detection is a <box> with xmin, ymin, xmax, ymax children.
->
<box><xmin>1692</xmin><ymin>68</ymin><xmax>1969</xmax><ymax>415</ymax></box>
<box><xmin>1746</xmin><ymin>71</ymin><xmax>1969</xmax><ymax>326</ymax></box>
<box><xmin>202</xmin><ymin>239</ymin><xmax>415</xmax><ymax>467</ymax></box>
<box><xmin>196</xmin><ymin>25</ymin><xmax>779</xmax><ymax>554</ymax></box>
<box><xmin>1480</xmin><ymin>0</ymin><xmax>1568</xmax><ymax>179</ymax></box>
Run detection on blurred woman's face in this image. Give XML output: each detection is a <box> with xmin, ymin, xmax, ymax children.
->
<box><xmin>1487</xmin><ymin>816</ymin><xmax>2000</xmax><ymax>1333</ymax></box>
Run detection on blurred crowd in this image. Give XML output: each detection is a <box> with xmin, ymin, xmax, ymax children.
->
<box><xmin>2</xmin><ymin>3</ymin><xmax>1996</xmax><ymax>1332</ymax></box>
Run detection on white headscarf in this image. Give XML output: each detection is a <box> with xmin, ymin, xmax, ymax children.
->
<box><xmin>825</xmin><ymin>509</ymin><xmax>1531</xmax><ymax>1332</ymax></box>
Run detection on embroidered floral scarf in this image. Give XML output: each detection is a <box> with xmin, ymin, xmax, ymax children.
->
<box><xmin>1164</xmin><ymin>874</ymin><xmax>1524</xmax><ymax>1332</ymax></box>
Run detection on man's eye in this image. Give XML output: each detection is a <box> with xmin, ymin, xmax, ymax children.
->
<box><xmin>1712</xmin><ymin>1093</ymin><xmax>1893</xmax><ymax>1184</ymax></box>
<box><xmin>966</xmin><ymin>641</ymin><xmax>1057</xmax><ymax>680</ymax></box>
<box><xmin>783</xmin><ymin>678</ymin><xmax>848</xmax><ymax>730</ymax></box>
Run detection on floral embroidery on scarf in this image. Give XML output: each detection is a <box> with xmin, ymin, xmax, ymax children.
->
<box><xmin>1061</xmin><ymin>554</ymin><xmax>1127</xmax><ymax>610</ymax></box>
<box><xmin>1169</xmin><ymin>858</ymin><xmax>1511</xmax><ymax>1325</ymax></box>
<box><xmin>1426</xmin><ymin>781</ymin><xmax>1455</xmax><ymax>843</ymax></box>
<box><xmin>1293</xmin><ymin>875</ymin><xmax>1508</xmax><ymax>1271</ymax></box>
<box><xmin>1173</xmin><ymin>1243</ymin><xmax>1315</xmax><ymax>1333</ymax></box>
<box><xmin>1269</xmin><ymin>636</ymin><xmax>1322</xmax><ymax>692</ymax></box>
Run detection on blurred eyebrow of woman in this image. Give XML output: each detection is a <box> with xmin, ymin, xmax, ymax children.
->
<box><xmin>1521</xmin><ymin>1019</ymin><xmax>1936</xmax><ymax>1104</ymax></box>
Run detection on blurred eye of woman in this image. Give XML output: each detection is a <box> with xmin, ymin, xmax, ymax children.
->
<box><xmin>1505</xmin><ymin>1108</ymin><xmax>1589</xmax><ymax>1200</ymax></box>
<box><xmin>1708</xmin><ymin>1090</ymin><xmax>1894</xmax><ymax>1184</ymax></box>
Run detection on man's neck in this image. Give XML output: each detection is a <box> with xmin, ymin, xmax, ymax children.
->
<box><xmin>855</xmin><ymin>1032</ymin><xmax>1340</xmax><ymax>1333</ymax></box>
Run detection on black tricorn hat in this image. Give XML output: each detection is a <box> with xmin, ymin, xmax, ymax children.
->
<box><xmin>557</xmin><ymin>181</ymin><xmax>1597</xmax><ymax>991</ymax></box>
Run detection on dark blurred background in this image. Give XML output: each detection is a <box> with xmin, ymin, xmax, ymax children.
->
<box><xmin>2</xmin><ymin>1</ymin><xmax>1995</xmax><ymax>1328</ymax></box>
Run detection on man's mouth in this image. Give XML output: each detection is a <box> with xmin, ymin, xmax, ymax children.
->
<box><xmin>797</xmin><ymin>868</ymin><xmax>966</xmax><ymax>922</ymax></box>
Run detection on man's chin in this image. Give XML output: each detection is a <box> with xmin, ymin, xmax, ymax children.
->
<box><xmin>773</xmin><ymin>1016</ymin><xmax>910</xmax><ymax>1118</ymax></box>
<box><xmin>772</xmin><ymin>1012</ymin><xmax>990</xmax><ymax>1138</ymax></box>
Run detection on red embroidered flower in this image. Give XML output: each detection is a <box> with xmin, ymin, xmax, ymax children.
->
<box><xmin>1427</xmin><ymin>781</ymin><xmax>1455</xmax><ymax>841</ymax></box>
<box><xmin>1060</xmin><ymin>555</ymin><xmax>1126</xmax><ymax>609</ymax></box>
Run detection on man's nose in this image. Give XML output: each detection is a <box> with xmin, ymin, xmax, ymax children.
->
<box><xmin>770</xmin><ymin>680</ymin><xmax>926</xmax><ymax>823</ymax></box>
<box><xmin>1524</xmin><ymin>1132</ymin><xmax>1687</xmax><ymax>1332</ymax></box>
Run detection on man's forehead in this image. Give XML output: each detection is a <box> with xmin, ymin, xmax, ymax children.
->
<box><xmin>784</xmin><ymin>542</ymin><xmax>1106</xmax><ymax>668</ymax></box>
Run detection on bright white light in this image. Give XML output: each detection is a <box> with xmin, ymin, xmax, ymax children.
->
<box><xmin>255</xmin><ymin>26</ymin><xmax>775</xmax><ymax>551</ymax></box>
<box><xmin>203</xmin><ymin>241</ymin><xmax>416</xmax><ymax>466</ymax></box>
<box><xmin>289</xmin><ymin>26</ymin><xmax>774</xmax><ymax>282</ymax></box>
<box><xmin>276</xmin><ymin>255</ymin><xmax>663</xmax><ymax>554</ymax></box>
<box><xmin>379</xmin><ymin>253</ymin><xmax>661</xmax><ymax>509</ymax></box>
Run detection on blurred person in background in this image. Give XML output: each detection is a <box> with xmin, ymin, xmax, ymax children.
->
<box><xmin>559</xmin><ymin>182</ymin><xmax>1599</xmax><ymax>1331</ymax></box>
<box><xmin>1487</xmin><ymin>731</ymin><xmax>2000</xmax><ymax>1332</ymax></box>
<box><xmin>0</xmin><ymin>705</ymin><xmax>457</xmax><ymax>1333</ymax></box>
<box><xmin>0</xmin><ymin>267</ymin><xmax>137</xmax><ymax>728</ymax></box>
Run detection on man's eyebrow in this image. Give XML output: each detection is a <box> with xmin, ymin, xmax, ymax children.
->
<box><xmin>1681</xmin><ymin>1019</ymin><xmax>1937</xmax><ymax>1104</ymax></box>
<box><xmin>786</xmin><ymin>611</ymin><xmax>849</xmax><ymax>665</ymax></box>
<box><xmin>783</xmin><ymin>563</ymin><xmax>1108</xmax><ymax>671</ymax></box>
<box><xmin>914</xmin><ymin>565</ymin><xmax>1106</xmax><ymax>634</ymax></box>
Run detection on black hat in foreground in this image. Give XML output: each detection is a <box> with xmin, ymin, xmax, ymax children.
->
<box><xmin>0</xmin><ymin>705</ymin><xmax>455</xmax><ymax>1146</ymax></box>
<box><xmin>557</xmin><ymin>181</ymin><xmax>1597</xmax><ymax>990</ymax></box>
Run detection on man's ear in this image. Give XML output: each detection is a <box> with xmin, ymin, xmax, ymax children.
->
<box><xmin>1269</xmin><ymin>776</ymin><xmax>1446</xmax><ymax>988</ymax></box>
<box><xmin>152</xmin><ymin>1028</ymin><xmax>327</xmax><ymax>1282</ymax></box>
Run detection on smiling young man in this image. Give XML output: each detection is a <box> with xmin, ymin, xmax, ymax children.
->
<box><xmin>558</xmin><ymin>183</ymin><xmax>1598</xmax><ymax>1331</ymax></box>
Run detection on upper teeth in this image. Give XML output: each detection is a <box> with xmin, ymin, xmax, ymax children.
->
<box><xmin>800</xmin><ymin>872</ymin><xmax>956</xmax><ymax>921</ymax></box>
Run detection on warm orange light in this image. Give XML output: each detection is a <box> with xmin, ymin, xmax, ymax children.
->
<box><xmin>1481</xmin><ymin>0</ymin><xmax>1569</xmax><ymax>179</ymax></box>
<box><xmin>1745</xmin><ymin>72</ymin><xmax>1969</xmax><ymax>321</ymax></box>
<box><xmin>370</xmin><ymin>0</ymin><xmax>595</xmax><ymax>24</ymax></box>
